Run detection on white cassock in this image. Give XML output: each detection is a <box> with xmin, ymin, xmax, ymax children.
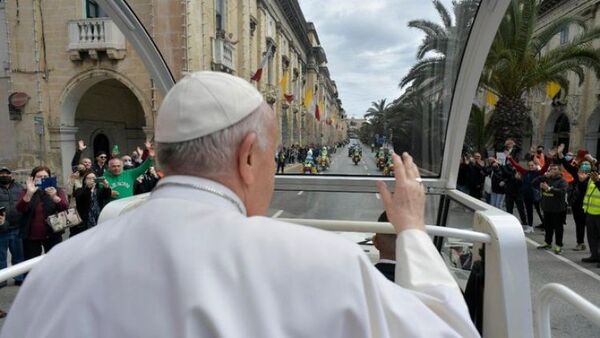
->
<box><xmin>1</xmin><ymin>176</ymin><xmax>479</xmax><ymax>338</ymax></box>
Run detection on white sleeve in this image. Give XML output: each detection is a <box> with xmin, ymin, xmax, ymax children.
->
<box><xmin>394</xmin><ymin>229</ymin><xmax>480</xmax><ymax>338</ymax></box>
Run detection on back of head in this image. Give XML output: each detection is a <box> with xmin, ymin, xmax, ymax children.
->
<box><xmin>155</xmin><ymin>72</ymin><xmax>271</xmax><ymax>177</ymax></box>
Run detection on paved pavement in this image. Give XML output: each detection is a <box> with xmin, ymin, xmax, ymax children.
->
<box><xmin>0</xmin><ymin>142</ymin><xmax>598</xmax><ymax>336</ymax></box>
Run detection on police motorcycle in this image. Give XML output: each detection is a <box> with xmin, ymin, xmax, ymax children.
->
<box><xmin>382</xmin><ymin>157</ymin><xmax>394</xmax><ymax>176</ymax></box>
<box><xmin>317</xmin><ymin>147</ymin><xmax>330</xmax><ymax>171</ymax></box>
<box><xmin>376</xmin><ymin>149</ymin><xmax>388</xmax><ymax>170</ymax></box>
<box><xmin>352</xmin><ymin>149</ymin><xmax>362</xmax><ymax>165</ymax></box>
<box><xmin>303</xmin><ymin>152</ymin><xmax>318</xmax><ymax>175</ymax></box>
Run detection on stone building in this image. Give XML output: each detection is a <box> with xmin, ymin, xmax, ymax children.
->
<box><xmin>0</xmin><ymin>0</ymin><xmax>345</xmax><ymax>183</ymax></box>
<box><xmin>528</xmin><ymin>0</ymin><xmax>600</xmax><ymax>156</ymax></box>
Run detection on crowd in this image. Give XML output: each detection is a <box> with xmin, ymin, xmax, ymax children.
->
<box><xmin>458</xmin><ymin>138</ymin><xmax>600</xmax><ymax>265</ymax></box>
<box><xmin>0</xmin><ymin>139</ymin><xmax>161</xmax><ymax>297</ymax></box>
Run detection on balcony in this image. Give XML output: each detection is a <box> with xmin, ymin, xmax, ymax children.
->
<box><xmin>68</xmin><ymin>18</ymin><xmax>126</xmax><ymax>60</ymax></box>
<box><xmin>212</xmin><ymin>38</ymin><xmax>236</xmax><ymax>73</ymax></box>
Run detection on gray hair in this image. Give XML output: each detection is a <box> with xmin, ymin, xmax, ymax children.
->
<box><xmin>157</xmin><ymin>102</ymin><xmax>273</xmax><ymax>176</ymax></box>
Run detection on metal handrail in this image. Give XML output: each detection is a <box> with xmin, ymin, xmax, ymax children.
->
<box><xmin>0</xmin><ymin>256</ymin><xmax>44</xmax><ymax>283</ymax></box>
<box><xmin>0</xmin><ymin>220</ymin><xmax>489</xmax><ymax>285</ymax></box>
<box><xmin>536</xmin><ymin>283</ymin><xmax>600</xmax><ymax>338</ymax></box>
<box><xmin>278</xmin><ymin>218</ymin><xmax>492</xmax><ymax>243</ymax></box>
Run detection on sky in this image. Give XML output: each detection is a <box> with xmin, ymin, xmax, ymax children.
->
<box><xmin>297</xmin><ymin>0</ymin><xmax>454</xmax><ymax>118</ymax></box>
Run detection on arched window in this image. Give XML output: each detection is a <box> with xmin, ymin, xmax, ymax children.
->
<box><xmin>553</xmin><ymin>114</ymin><xmax>570</xmax><ymax>151</ymax></box>
<box><xmin>93</xmin><ymin>133</ymin><xmax>110</xmax><ymax>158</ymax></box>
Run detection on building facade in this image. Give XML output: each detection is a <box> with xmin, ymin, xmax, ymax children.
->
<box><xmin>528</xmin><ymin>0</ymin><xmax>600</xmax><ymax>156</ymax></box>
<box><xmin>0</xmin><ymin>0</ymin><xmax>346</xmax><ymax>183</ymax></box>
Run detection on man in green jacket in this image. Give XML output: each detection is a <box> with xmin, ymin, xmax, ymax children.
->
<box><xmin>105</xmin><ymin>143</ymin><xmax>155</xmax><ymax>200</ymax></box>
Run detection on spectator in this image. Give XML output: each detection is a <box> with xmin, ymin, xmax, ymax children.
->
<box><xmin>92</xmin><ymin>151</ymin><xmax>108</xmax><ymax>177</ymax></box>
<box><xmin>557</xmin><ymin>144</ymin><xmax>588</xmax><ymax>251</ymax></box>
<box><xmin>276</xmin><ymin>147</ymin><xmax>286</xmax><ymax>174</ymax></box>
<box><xmin>488</xmin><ymin>158</ymin><xmax>507</xmax><ymax>209</ymax></box>
<box><xmin>0</xmin><ymin>167</ymin><xmax>25</xmax><ymax>286</ymax></box>
<box><xmin>373</xmin><ymin>212</ymin><xmax>397</xmax><ymax>282</ymax></box>
<box><xmin>0</xmin><ymin>208</ymin><xmax>9</xmax><ymax>318</ymax></box>
<box><xmin>105</xmin><ymin>142</ymin><xmax>155</xmax><ymax>200</ymax></box>
<box><xmin>70</xmin><ymin>140</ymin><xmax>93</xmax><ymax>173</ymax></box>
<box><xmin>533</xmin><ymin>164</ymin><xmax>568</xmax><ymax>254</ymax></box>
<box><xmin>503</xmin><ymin>164</ymin><xmax>527</xmax><ymax>226</ymax></box>
<box><xmin>457</xmin><ymin>155</ymin><xmax>469</xmax><ymax>193</ymax></box>
<box><xmin>71</xmin><ymin>171</ymin><xmax>112</xmax><ymax>238</ymax></box>
<box><xmin>134</xmin><ymin>166</ymin><xmax>161</xmax><ymax>195</ymax></box>
<box><xmin>580</xmin><ymin>154</ymin><xmax>600</xmax><ymax>266</ymax></box>
<box><xmin>467</xmin><ymin>153</ymin><xmax>486</xmax><ymax>200</ymax></box>
<box><xmin>121</xmin><ymin>155</ymin><xmax>135</xmax><ymax>170</ymax></box>
<box><xmin>507</xmin><ymin>155</ymin><xmax>549</xmax><ymax>233</ymax></box>
<box><xmin>16</xmin><ymin>166</ymin><xmax>68</xmax><ymax>260</ymax></box>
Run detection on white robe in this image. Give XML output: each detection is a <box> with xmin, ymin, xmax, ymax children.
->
<box><xmin>1</xmin><ymin>175</ymin><xmax>479</xmax><ymax>338</ymax></box>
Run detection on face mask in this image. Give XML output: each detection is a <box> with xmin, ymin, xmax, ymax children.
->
<box><xmin>580</xmin><ymin>163</ymin><xmax>592</xmax><ymax>173</ymax></box>
<box><xmin>0</xmin><ymin>176</ymin><xmax>12</xmax><ymax>185</ymax></box>
<box><xmin>564</xmin><ymin>155</ymin><xmax>573</xmax><ymax>161</ymax></box>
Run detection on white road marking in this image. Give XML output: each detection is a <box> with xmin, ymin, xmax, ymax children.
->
<box><xmin>363</xmin><ymin>165</ymin><xmax>369</xmax><ymax>170</ymax></box>
<box><xmin>297</xmin><ymin>191</ymin><xmax>304</xmax><ymax>196</ymax></box>
<box><xmin>525</xmin><ymin>238</ymin><xmax>600</xmax><ymax>283</ymax></box>
<box><xmin>375</xmin><ymin>193</ymin><xmax>381</xmax><ymax>200</ymax></box>
<box><xmin>272</xmin><ymin>210</ymin><xmax>284</xmax><ymax>218</ymax></box>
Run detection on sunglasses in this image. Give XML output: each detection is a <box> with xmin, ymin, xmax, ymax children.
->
<box><xmin>99</xmin><ymin>156</ymin><xmax>107</xmax><ymax>159</ymax></box>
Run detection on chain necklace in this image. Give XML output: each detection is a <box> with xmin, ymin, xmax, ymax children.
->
<box><xmin>153</xmin><ymin>181</ymin><xmax>245</xmax><ymax>215</ymax></box>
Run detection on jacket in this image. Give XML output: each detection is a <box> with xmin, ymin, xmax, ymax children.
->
<box><xmin>532</xmin><ymin>175</ymin><xmax>568</xmax><ymax>212</ymax></box>
<box><xmin>0</xmin><ymin>181</ymin><xmax>25</xmax><ymax>232</ymax></box>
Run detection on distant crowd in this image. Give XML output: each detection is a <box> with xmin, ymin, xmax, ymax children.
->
<box><xmin>0</xmin><ymin>140</ymin><xmax>161</xmax><ymax>300</ymax></box>
<box><xmin>458</xmin><ymin>138</ymin><xmax>600</xmax><ymax>266</ymax></box>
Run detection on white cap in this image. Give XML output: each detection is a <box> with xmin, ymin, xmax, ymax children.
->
<box><xmin>155</xmin><ymin>71</ymin><xmax>264</xmax><ymax>143</ymax></box>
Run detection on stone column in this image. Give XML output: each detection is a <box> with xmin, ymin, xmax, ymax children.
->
<box><xmin>49</xmin><ymin>126</ymin><xmax>78</xmax><ymax>185</ymax></box>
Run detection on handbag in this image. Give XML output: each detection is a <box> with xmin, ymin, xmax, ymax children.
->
<box><xmin>46</xmin><ymin>208</ymin><xmax>82</xmax><ymax>233</ymax></box>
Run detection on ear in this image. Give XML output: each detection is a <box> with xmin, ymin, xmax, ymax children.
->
<box><xmin>238</xmin><ymin>132</ymin><xmax>258</xmax><ymax>186</ymax></box>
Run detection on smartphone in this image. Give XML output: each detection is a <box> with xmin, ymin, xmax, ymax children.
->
<box><xmin>40</xmin><ymin>177</ymin><xmax>57</xmax><ymax>189</ymax></box>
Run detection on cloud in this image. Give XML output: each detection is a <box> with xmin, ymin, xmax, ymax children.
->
<box><xmin>298</xmin><ymin>0</ymin><xmax>454</xmax><ymax>117</ymax></box>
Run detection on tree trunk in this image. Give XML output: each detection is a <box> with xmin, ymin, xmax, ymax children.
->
<box><xmin>489</xmin><ymin>96</ymin><xmax>530</xmax><ymax>152</ymax></box>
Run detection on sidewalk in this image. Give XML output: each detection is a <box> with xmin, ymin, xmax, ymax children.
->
<box><xmin>513</xmin><ymin>208</ymin><xmax>600</xmax><ymax>273</ymax></box>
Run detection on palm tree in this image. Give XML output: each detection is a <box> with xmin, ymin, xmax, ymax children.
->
<box><xmin>364</xmin><ymin>99</ymin><xmax>390</xmax><ymax>142</ymax></box>
<box><xmin>484</xmin><ymin>0</ymin><xmax>600</xmax><ymax>149</ymax></box>
<box><xmin>399</xmin><ymin>0</ymin><xmax>479</xmax><ymax>89</ymax></box>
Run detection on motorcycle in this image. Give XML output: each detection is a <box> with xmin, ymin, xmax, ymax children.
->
<box><xmin>318</xmin><ymin>156</ymin><xmax>330</xmax><ymax>171</ymax></box>
<box><xmin>352</xmin><ymin>154</ymin><xmax>361</xmax><ymax>165</ymax></box>
<box><xmin>377</xmin><ymin>157</ymin><xmax>386</xmax><ymax>170</ymax></box>
<box><xmin>383</xmin><ymin>163</ymin><xmax>394</xmax><ymax>176</ymax></box>
<box><xmin>303</xmin><ymin>162</ymin><xmax>318</xmax><ymax>175</ymax></box>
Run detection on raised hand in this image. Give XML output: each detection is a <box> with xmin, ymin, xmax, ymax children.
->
<box><xmin>146</xmin><ymin>141</ymin><xmax>155</xmax><ymax>158</ymax></box>
<box><xmin>78</xmin><ymin>140</ymin><xmax>87</xmax><ymax>151</ymax></box>
<box><xmin>376</xmin><ymin>153</ymin><xmax>425</xmax><ymax>233</ymax></box>
<box><xmin>557</xmin><ymin>143</ymin><xmax>565</xmax><ymax>154</ymax></box>
<box><xmin>25</xmin><ymin>177</ymin><xmax>38</xmax><ymax>195</ymax></box>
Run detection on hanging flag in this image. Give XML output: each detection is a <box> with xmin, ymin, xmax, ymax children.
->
<box><xmin>303</xmin><ymin>86</ymin><xmax>314</xmax><ymax>109</ymax></box>
<box><xmin>279</xmin><ymin>69</ymin><xmax>294</xmax><ymax>103</ymax></box>
<box><xmin>250</xmin><ymin>42</ymin><xmax>273</xmax><ymax>82</ymax></box>
<box><xmin>315</xmin><ymin>102</ymin><xmax>321</xmax><ymax>121</ymax></box>
<box><xmin>546</xmin><ymin>81</ymin><xmax>561</xmax><ymax>98</ymax></box>
<box><xmin>486</xmin><ymin>90</ymin><xmax>498</xmax><ymax>107</ymax></box>
<box><xmin>317</xmin><ymin>98</ymin><xmax>325</xmax><ymax>122</ymax></box>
